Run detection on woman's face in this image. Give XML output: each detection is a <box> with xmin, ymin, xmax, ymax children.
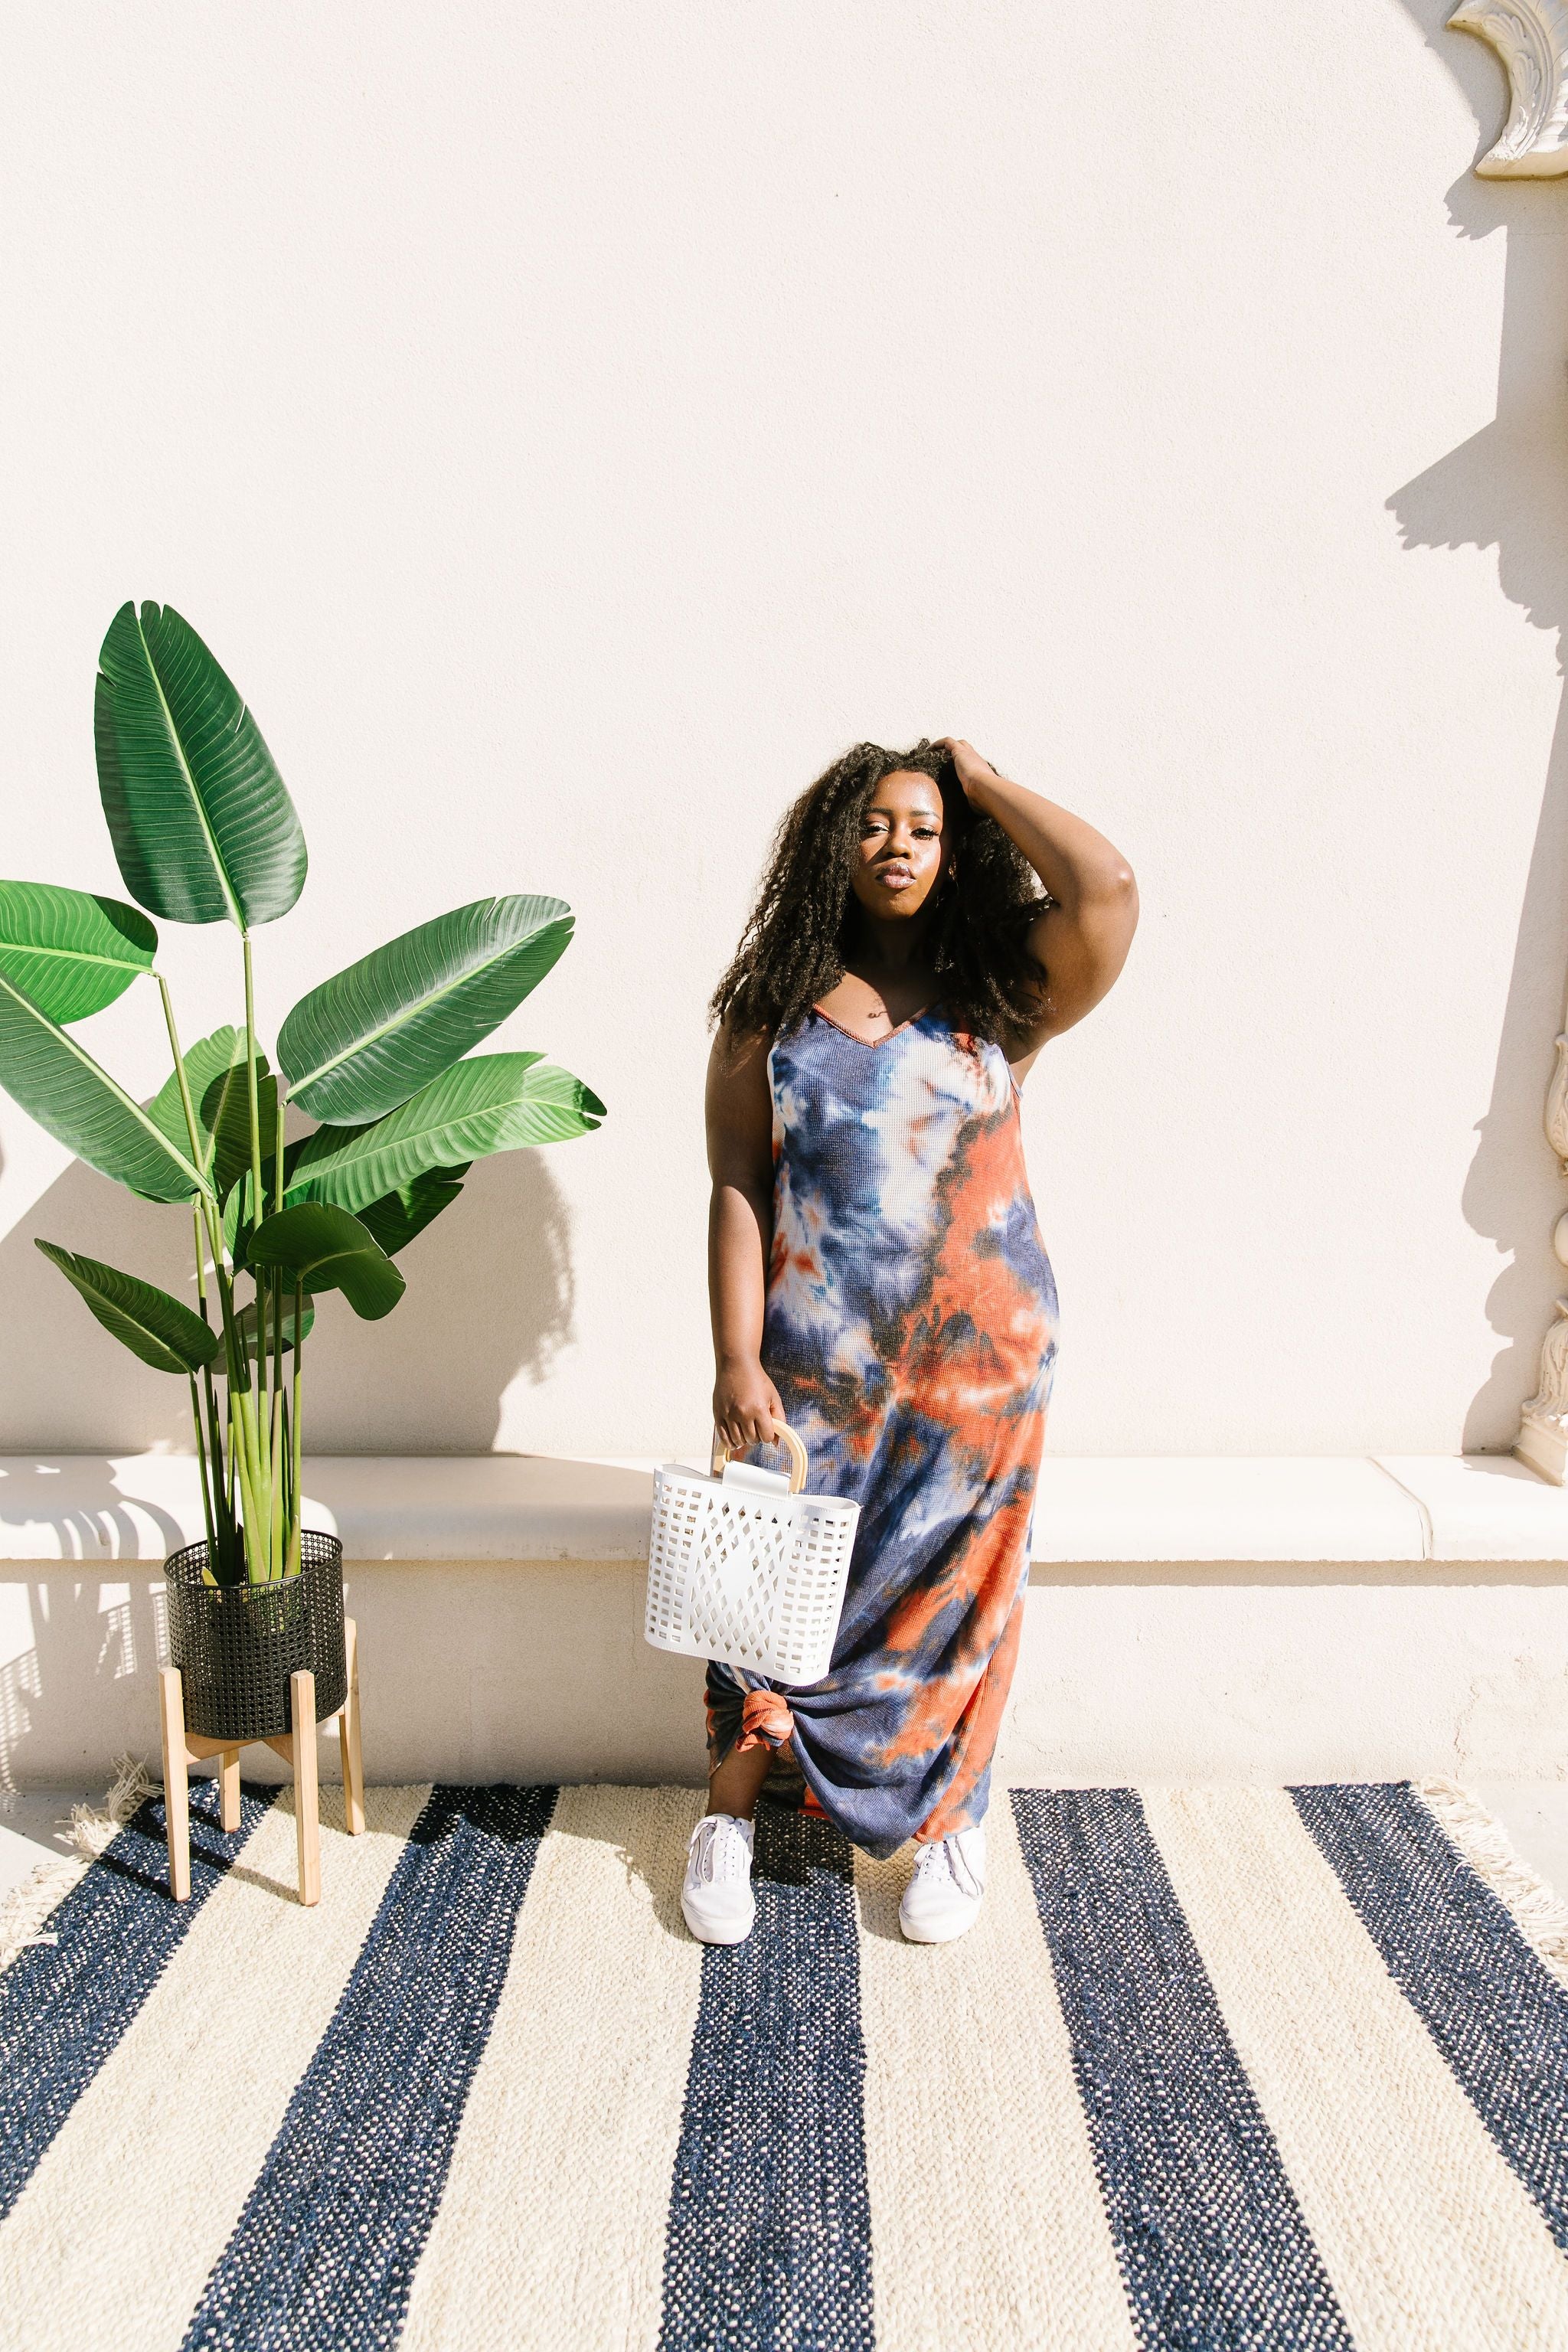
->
<box><xmin>848</xmin><ymin>769</ymin><xmax>953</xmax><ymax>925</ymax></box>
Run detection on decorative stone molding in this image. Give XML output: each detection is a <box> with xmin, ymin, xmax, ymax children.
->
<box><xmin>1516</xmin><ymin>1034</ymin><xmax>1568</xmax><ymax>1478</ymax></box>
<box><xmin>1516</xmin><ymin>1034</ymin><xmax>1568</xmax><ymax>1479</ymax></box>
<box><xmin>1449</xmin><ymin>0</ymin><xmax>1568</xmax><ymax>177</ymax></box>
<box><xmin>1546</xmin><ymin>1032</ymin><xmax>1568</xmax><ymax>1174</ymax></box>
<box><xmin>1517</xmin><ymin>1298</ymin><xmax>1568</xmax><ymax>1481</ymax></box>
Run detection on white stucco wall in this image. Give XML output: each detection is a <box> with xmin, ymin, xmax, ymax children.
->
<box><xmin>0</xmin><ymin>2</ymin><xmax>1566</xmax><ymax>1461</ymax></box>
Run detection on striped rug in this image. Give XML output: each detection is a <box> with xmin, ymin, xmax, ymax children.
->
<box><xmin>2</xmin><ymin>1779</ymin><xmax>1566</xmax><ymax>2351</ymax></box>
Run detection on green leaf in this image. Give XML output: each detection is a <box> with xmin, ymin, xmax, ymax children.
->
<box><xmin>224</xmin><ymin>1135</ymin><xmax>309</xmax><ymax>1270</ymax></box>
<box><xmin>146</xmin><ymin>1027</ymin><xmax>278</xmax><ymax>1201</ymax></box>
<box><xmin>247</xmin><ymin>1202</ymin><xmax>406</xmax><ymax>1320</ymax></box>
<box><xmin>351</xmin><ymin>1164</ymin><xmax>470</xmax><ymax>1257</ymax></box>
<box><xmin>278</xmin><ymin>895</ymin><xmax>574</xmax><ymax>1125</ymax></box>
<box><xmin>208</xmin><ymin>1060</ymin><xmax>277</xmax><ymax>1206</ymax></box>
<box><xmin>94</xmin><ymin>601</ymin><xmax>307</xmax><ymax>929</ymax></box>
<box><xmin>285</xmin><ymin>1054</ymin><xmax>604</xmax><ymax>1216</ymax></box>
<box><xmin>35</xmin><ymin>1240</ymin><xmax>219</xmax><ymax>1374</ymax></box>
<box><xmin>0</xmin><ymin>882</ymin><xmax>156</xmax><ymax>1023</ymax></box>
<box><xmin>0</xmin><ymin>968</ymin><xmax>211</xmax><ymax>1201</ymax></box>
<box><xmin>236</xmin><ymin>1291</ymin><xmax>314</xmax><ymax>1356</ymax></box>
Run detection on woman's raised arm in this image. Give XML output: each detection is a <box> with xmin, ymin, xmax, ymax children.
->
<box><xmin>934</xmin><ymin>735</ymin><xmax>1138</xmax><ymax>1064</ymax></box>
<box><xmin>705</xmin><ymin>1021</ymin><xmax>786</xmax><ymax>1452</ymax></box>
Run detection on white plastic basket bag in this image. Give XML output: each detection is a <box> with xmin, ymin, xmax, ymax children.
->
<box><xmin>644</xmin><ymin>1423</ymin><xmax>861</xmax><ymax>1687</ymax></box>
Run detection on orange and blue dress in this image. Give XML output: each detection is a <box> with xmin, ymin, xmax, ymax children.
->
<box><xmin>705</xmin><ymin>1000</ymin><xmax>1059</xmax><ymax>1859</ymax></box>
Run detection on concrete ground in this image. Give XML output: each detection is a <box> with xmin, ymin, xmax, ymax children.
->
<box><xmin>1476</xmin><ymin>1782</ymin><xmax>1568</xmax><ymax>1899</ymax></box>
<box><xmin>0</xmin><ymin>1786</ymin><xmax>99</xmax><ymax>1903</ymax></box>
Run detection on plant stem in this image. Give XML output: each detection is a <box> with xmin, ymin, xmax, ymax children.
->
<box><xmin>232</xmin><ymin>1383</ymin><xmax>264</xmax><ymax>1558</ymax></box>
<box><xmin>210</xmin><ymin>1242</ymin><xmax>258</xmax><ymax>1571</ymax></box>
<box><xmin>191</xmin><ymin>1200</ymin><xmax>234</xmax><ymax>1576</ymax></box>
<box><xmin>270</xmin><ymin>1312</ymin><xmax>285</xmax><ymax>1577</ymax></box>
<box><xmin>203</xmin><ymin>1370</ymin><xmax>233</xmax><ymax>1579</ymax></box>
<box><xmin>241</xmin><ymin>932</ymin><xmax>265</xmax><ymax>1241</ymax></box>
<box><xmin>155</xmin><ymin>975</ymin><xmax>208</xmax><ymax>1184</ymax></box>
<box><xmin>271</xmin><ymin>1075</ymin><xmax>289</xmax><ymax>1577</ymax></box>
<box><xmin>156</xmin><ymin>976</ymin><xmax>232</xmax><ymax>1576</ymax></box>
<box><xmin>189</xmin><ymin>1374</ymin><xmax>217</xmax><ymax>1560</ymax></box>
<box><xmin>289</xmin><ymin>1276</ymin><xmax>303</xmax><ymax>1579</ymax></box>
<box><xmin>241</xmin><ymin>932</ymin><xmax>272</xmax><ymax>1575</ymax></box>
<box><xmin>212</xmin><ymin>1242</ymin><xmax>264</xmax><ymax>1576</ymax></box>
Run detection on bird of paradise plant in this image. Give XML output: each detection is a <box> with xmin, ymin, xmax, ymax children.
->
<box><xmin>0</xmin><ymin>602</ymin><xmax>603</xmax><ymax>1585</ymax></box>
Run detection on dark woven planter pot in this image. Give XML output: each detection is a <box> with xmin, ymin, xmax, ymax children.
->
<box><xmin>165</xmin><ymin>1530</ymin><xmax>347</xmax><ymax>1743</ymax></box>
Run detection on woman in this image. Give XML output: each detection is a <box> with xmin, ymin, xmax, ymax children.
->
<box><xmin>685</xmin><ymin>735</ymin><xmax>1137</xmax><ymax>1945</ymax></box>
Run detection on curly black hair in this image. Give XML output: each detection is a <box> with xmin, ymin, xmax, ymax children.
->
<box><xmin>710</xmin><ymin>739</ymin><xmax>1050</xmax><ymax>1047</ymax></box>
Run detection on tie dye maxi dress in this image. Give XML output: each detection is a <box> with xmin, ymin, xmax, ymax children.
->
<box><xmin>705</xmin><ymin>1001</ymin><xmax>1060</xmax><ymax>1860</ymax></box>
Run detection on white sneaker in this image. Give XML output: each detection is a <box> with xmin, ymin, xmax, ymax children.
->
<box><xmin>899</xmin><ymin>1823</ymin><xmax>988</xmax><ymax>1943</ymax></box>
<box><xmin>681</xmin><ymin>1813</ymin><xmax>756</xmax><ymax>1945</ymax></box>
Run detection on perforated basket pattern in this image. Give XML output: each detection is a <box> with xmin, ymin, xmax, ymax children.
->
<box><xmin>645</xmin><ymin>1465</ymin><xmax>860</xmax><ymax>1686</ymax></box>
<box><xmin>165</xmin><ymin>1530</ymin><xmax>348</xmax><ymax>1743</ymax></box>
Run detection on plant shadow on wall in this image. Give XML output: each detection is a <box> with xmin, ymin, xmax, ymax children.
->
<box><xmin>272</xmin><ymin>1148</ymin><xmax>575</xmax><ymax>1450</ymax></box>
<box><xmin>1390</xmin><ymin>2</ymin><xmax>1568</xmax><ymax>1448</ymax></box>
<box><xmin>0</xmin><ymin>1144</ymin><xmax>574</xmax><ymax>1456</ymax></box>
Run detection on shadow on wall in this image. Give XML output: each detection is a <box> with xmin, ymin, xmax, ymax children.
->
<box><xmin>0</xmin><ymin>1570</ymin><xmax>166</xmax><ymax>1793</ymax></box>
<box><xmin>0</xmin><ymin>1142</ymin><xmax>576</xmax><ymax>1455</ymax></box>
<box><xmin>1392</xmin><ymin>2</ymin><xmax>1568</xmax><ymax>1449</ymax></box>
<box><xmin>295</xmin><ymin>1148</ymin><xmax>577</xmax><ymax>1452</ymax></box>
<box><xmin>0</xmin><ymin>1443</ymin><xmax>178</xmax><ymax>1790</ymax></box>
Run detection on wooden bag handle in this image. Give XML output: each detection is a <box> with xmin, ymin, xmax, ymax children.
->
<box><xmin>711</xmin><ymin>1419</ymin><xmax>810</xmax><ymax>1494</ymax></box>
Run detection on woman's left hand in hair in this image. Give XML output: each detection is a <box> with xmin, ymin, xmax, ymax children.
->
<box><xmin>930</xmin><ymin>735</ymin><xmax>1140</xmax><ymax>1069</ymax></box>
<box><xmin>932</xmin><ymin>737</ymin><xmax>998</xmax><ymax>802</ymax></box>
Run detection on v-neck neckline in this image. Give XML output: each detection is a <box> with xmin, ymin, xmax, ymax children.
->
<box><xmin>810</xmin><ymin>1000</ymin><xmax>940</xmax><ymax>1049</ymax></box>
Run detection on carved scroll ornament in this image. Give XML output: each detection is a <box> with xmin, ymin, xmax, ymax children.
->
<box><xmin>1521</xmin><ymin>1297</ymin><xmax>1568</xmax><ymax>1426</ymax></box>
<box><xmin>1545</xmin><ymin>1034</ymin><xmax>1568</xmax><ymax>1174</ymax></box>
<box><xmin>1449</xmin><ymin>0</ymin><xmax>1568</xmax><ymax>176</ymax></box>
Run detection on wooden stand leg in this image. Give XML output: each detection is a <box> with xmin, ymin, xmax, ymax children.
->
<box><xmin>338</xmin><ymin>1616</ymin><xmax>365</xmax><ymax>1838</ymax></box>
<box><xmin>292</xmin><ymin>1668</ymin><xmax>320</xmax><ymax>1906</ymax></box>
<box><xmin>155</xmin><ymin>1638</ymin><xmax>364</xmax><ymax>1909</ymax></box>
<box><xmin>158</xmin><ymin>1667</ymin><xmax>191</xmax><ymax>1902</ymax></box>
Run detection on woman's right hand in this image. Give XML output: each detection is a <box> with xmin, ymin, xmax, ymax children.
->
<box><xmin>713</xmin><ymin>1358</ymin><xmax>786</xmax><ymax>1456</ymax></box>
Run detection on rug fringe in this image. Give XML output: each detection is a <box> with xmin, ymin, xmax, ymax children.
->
<box><xmin>1416</xmin><ymin>1775</ymin><xmax>1568</xmax><ymax>1991</ymax></box>
<box><xmin>0</xmin><ymin>1755</ymin><xmax>152</xmax><ymax>1973</ymax></box>
<box><xmin>69</xmin><ymin>1754</ymin><xmax>153</xmax><ymax>1860</ymax></box>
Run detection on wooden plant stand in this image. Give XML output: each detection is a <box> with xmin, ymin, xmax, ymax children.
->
<box><xmin>158</xmin><ymin>1615</ymin><xmax>365</xmax><ymax>1906</ymax></box>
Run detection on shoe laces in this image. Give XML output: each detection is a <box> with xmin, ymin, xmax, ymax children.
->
<box><xmin>688</xmin><ymin>1814</ymin><xmax>753</xmax><ymax>1886</ymax></box>
<box><xmin>911</xmin><ymin>1832</ymin><xmax>984</xmax><ymax>1901</ymax></box>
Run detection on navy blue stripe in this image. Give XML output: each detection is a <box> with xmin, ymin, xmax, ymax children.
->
<box><xmin>180</xmin><ymin>1782</ymin><xmax>556</xmax><ymax>2352</ymax></box>
<box><xmin>658</xmin><ymin>1806</ymin><xmax>873</xmax><ymax>2352</ymax></box>
<box><xmin>0</xmin><ymin>1783</ymin><xmax>275</xmax><ymax>2223</ymax></box>
<box><xmin>1011</xmin><ymin>1788</ymin><xmax>1353</xmax><ymax>2352</ymax></box>
<box><xmin>1292</xmin><ymin>1780</ymin><xmax>1568</xmax><ymax>2251</ymax></box>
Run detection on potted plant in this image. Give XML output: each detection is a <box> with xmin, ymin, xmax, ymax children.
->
<box><xmin>0</xmin><ymin>599</ymin><xmax>603</xmax><ymax>1744</ymax></box>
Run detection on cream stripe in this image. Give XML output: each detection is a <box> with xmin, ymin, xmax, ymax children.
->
<box><xmin>0</xmin><ymin>1783</ymin><xmax>432</xmax><ymax>2352</ymax></box>
<box><xmin>855</xmin><ymin>1804</ymin><xmax>1137</xmax><ymax>2352</ymax></box>
<box><xmin>400</xmin><ymin>1784</ymin><xmax>706</xmax><ymax>2352</ymax></box>
<box><xmin>1145</xmin><ymin>1787</ymin><xmax>1568</xmax><ymax>2352</ymax></box>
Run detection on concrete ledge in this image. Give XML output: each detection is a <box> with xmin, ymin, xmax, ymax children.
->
<box><xmin>2</xmin><ymin>1554</ymin><xmax>1563</xmax><ymax>1792</ymax></box>
<box><xmin>1034</xmin><ymin>1455</ymin><xmax>1423</xmax><ymax>1563</ymax></box>
<box><xmin>0</xmin><ymin>1454</ymin><xmax>662</xmax><ymax>1566</ymax></box>
<box><xmin>2</xmin><ymin>1452</ymin><xmax>1563</xmax><ymax>1791</ymax></box>
<box><xmin>1372</xmin><ymin>1455</ymin><xmax>1568</xmax><ymax>1561</ymax></box>
<box><xmin>2</xmin><ymin>1449</ymin><xmax>1566</xmax><ymax>1567</ymax></box>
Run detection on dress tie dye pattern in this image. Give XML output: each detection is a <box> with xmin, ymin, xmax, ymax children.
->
<box><xmin>705</xmin><ymin>1001</ymin><xmax>1059</xmax><ymax>1859</ymax></box>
